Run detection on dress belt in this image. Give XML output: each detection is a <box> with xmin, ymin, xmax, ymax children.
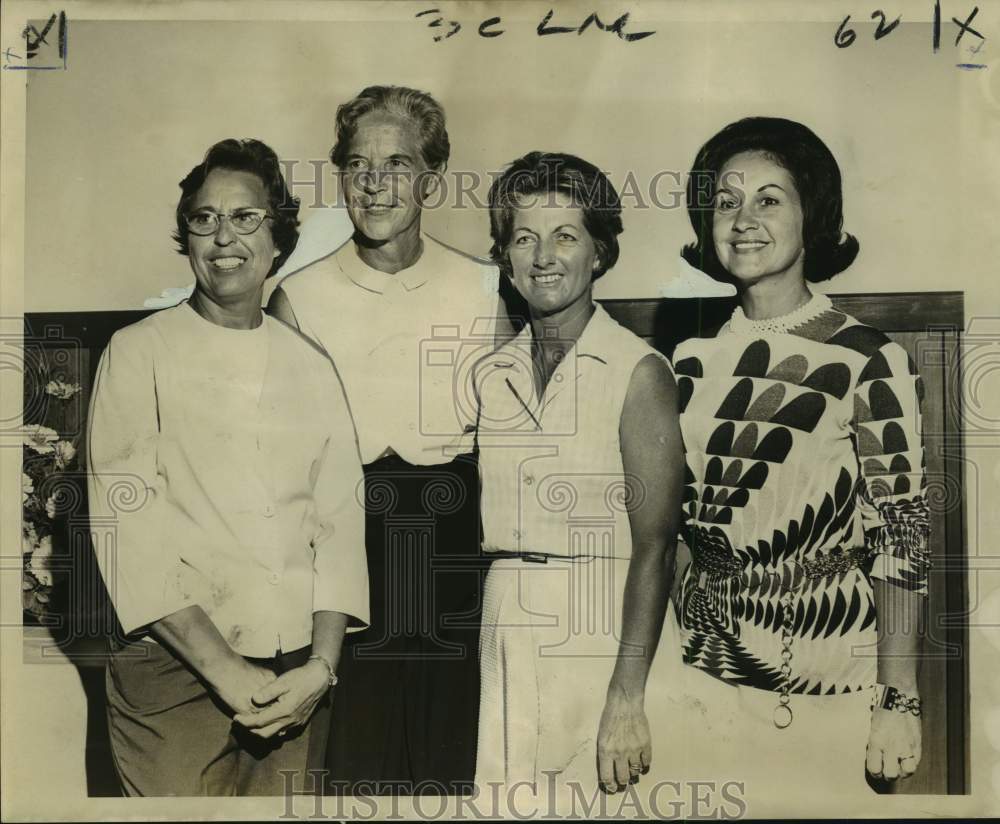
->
<box><xmin>692</xmin><ymin>545</ymin><xmax>871</xmax><ymax>589</ymax></box>
<box><xmin>689</xmin><ymin>544</ymin><xmax>872</xmax><ymax>731</ymax></box>
<box><xmin>486</xmin><ymin>550</ymin><xmax>625</xmax><ymax>564</ymax></box>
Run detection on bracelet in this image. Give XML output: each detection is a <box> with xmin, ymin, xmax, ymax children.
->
<box><xmin>307</xmin><ymin>654</ymin><xmax>338</xmax><ymax>687</ymax></box>
<box><xmin>871</xmin><ymin>682</ymin><xmax>921</xmax><ymax>716</ymax></box>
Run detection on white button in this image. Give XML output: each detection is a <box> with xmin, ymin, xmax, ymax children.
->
<box><xmin>262</xmin><ymin>504</ymin><xmax>275</xmax><ymax>518</ymax></box>
<box><xmin>267</xmin><ymin>572</ymin><xmax>280</xmax><ymax>585</ymax></box>
<box><xmin>554</xmin><ymin>374</ymin><xmax>564</xmax><ymax>383</ymax></box>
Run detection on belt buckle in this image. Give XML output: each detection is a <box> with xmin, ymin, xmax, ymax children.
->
<box><xmin>522</xmin><ymin>552</ymin><xmax>548</xmax><ymax>564</ymax></box>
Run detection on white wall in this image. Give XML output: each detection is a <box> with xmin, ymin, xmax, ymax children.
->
<box><xmin>21</xmin><ymin>13</ymin><xmax>997</xmax><ymax>311</ymax></box>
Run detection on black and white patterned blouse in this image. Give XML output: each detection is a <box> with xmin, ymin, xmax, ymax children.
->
<box><xmin>673</xmin><ymin>293</ymin><xmax>930</xmax><ymax>695</ymax></box>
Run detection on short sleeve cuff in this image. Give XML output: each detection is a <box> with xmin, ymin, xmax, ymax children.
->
<box><xmin>313</xmin><ymin>551</ymin><xmax>370</xmax><ymax>632</ymax></box>
<box><xmin>312</xmin><ymin>594</ymin><xmax>370</xmax><ymax>632</ymax></box>
<box><xmin>114</xmin><ymin>588</ymin><xmax>199</xmax><ymax>636</ymax></box>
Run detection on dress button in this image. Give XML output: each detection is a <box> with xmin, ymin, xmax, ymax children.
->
<box><xmin>267</xmin><ymin>572</ymin><xmax>280</xmax><ymax>585</ymax></box>
<box><xmin>554</xmin><ymin>374</ymin><xmax>564</xmax><ymax>383</ymax></box>
<box><xmin>524</xmin><ymin>475</ymin><xmax>534</xmax><ymax>486</ymax></box>
<box><xmin>262</xmin><ymin>503</ymin><xmax>275</xmax><ymax>518</ymax></box>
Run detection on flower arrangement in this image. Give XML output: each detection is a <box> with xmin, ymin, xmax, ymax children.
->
<box><xmin>22</xmin><ymin>381</ymin><xmax>82</xmax><ymax>620</ymax></box>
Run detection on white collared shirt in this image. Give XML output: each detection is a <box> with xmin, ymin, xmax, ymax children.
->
<box><xmin>278</xmin><ymin>235</ymin><xmax>501</xmax><ymax>465</ymax></box>
<box><xmin>474</xmin><ymin>304</ymin><xmax>670</xmax><ymax>559</ymax></box>
<box><xmin>86</xmin><ymin>303</ymin><xmax>370</xmax><ymax>657</ymax></box>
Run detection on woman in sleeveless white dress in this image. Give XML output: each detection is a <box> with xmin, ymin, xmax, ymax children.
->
<box><xmin>470</xmin><ymin>152</ymin><xmax>687</xmax><ymax>806</ymax></box>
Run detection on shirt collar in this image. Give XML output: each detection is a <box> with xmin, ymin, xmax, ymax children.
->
<box><xmin>494</xmin><ymin>303</ymin><xmax>614</xmax><ymax>408</ymax></box>
<box><xmin>508</xmin><ymin>302</ymin><xmax>615</xmax><ymax>365</ymax></box>
<box><xmin>336</xmin><ymin>235</ymin><xmax>435</xmax><ymax>294</ymax></box>
<box><xmin>575</xmin><ymin>303</ymin><xmax>615</xmax><ymax>364</ymax></box>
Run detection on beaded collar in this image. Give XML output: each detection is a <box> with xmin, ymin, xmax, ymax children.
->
<box><xmin>728</xmin><ymin>292</ymin><xmax>833</xmax><ymax>335</ymax></box>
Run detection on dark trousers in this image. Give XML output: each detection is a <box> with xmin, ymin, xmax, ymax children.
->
<box><xmin>105</xmin><ymin>639</ymin><xmax>330</xmax><ymax>797</ymax></box>
<box><xmin>325</xmin><ymin>454</ymin><xmax>485</xmax><ymax>795</ymax></box>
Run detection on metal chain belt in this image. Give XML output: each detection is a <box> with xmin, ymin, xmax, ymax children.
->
<box><xmin>775</xmin><ymin>588</ymin><xmax>795</xmax><ymax>729</ymax></box>
<box><xmin>691</xmin><ymin>545</ymin><xmax>872</xmax><ymax>729</ymax></box>
<box><xmin>693</xmin><ymin>546</ymin><xmax>870</xmax><ymax>583</ymax></box>
<box><xmin>691</xmin><ymin>545</ymin><xmax>745</xmax><ymax>578</ymax></box>
<box><xmin>888</xmin><ymin>694</ymin><xmax>923</xmax><ymax>715</ymax></box>
<box><xmin>799</xmin><ymin>546</ymin><xmax>871</xmax><ymax>581</ymax></box>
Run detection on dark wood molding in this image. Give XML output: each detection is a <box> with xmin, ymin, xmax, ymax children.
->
<box><xmin>939</xmin><ymin>329</ymin><xmax>971</xmax><ymax>794</ymax></box>
<box><xmin>599</xmin><ymin>292</ymin><xmax>965</xmax><ymax>337</ymax></box>
<box><xmin>827</xmin><ymin>292</ymin><xmax>964</xmax><ymax>331</ymax></box>
<box><xmin>24</xmin><ymin>291</ymin><xmax>964</xmax><ymax>350</ymax></box>
<box><xmin>24</xmin><ymin>311</ymin><xmax>152</xmax><ymax>345</ymax></box>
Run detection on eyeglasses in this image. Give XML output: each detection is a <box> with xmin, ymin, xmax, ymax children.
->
<box><xmin>184</xmin><ymin>208</ymin><xmax>274</xmax><ymax>236</ymax></box>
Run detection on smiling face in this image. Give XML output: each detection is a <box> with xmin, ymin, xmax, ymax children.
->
<box><xmin>506</xmin><ymin>192</ymin><xmax>599</xmax><ymax>320</ymax></box>
<box><xmin>712</xmin><ymin>151</ymin><xmax>806</xmax><ymax>288</ymax></box>
<box><xmin>341</xmin><ymin>110</ymin><xmax>435</xmax><ymax>246</ymax></box>
<box><xmin>186</xmin><ymin>168</ymin><xmax>278</xmax><ymax>312</ymax></box>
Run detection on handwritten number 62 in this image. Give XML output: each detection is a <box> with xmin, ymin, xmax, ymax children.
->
<box><xmin>835</xmin><ymin>10</ymin><xmax>902</xmax><ymax>48</ymax></box>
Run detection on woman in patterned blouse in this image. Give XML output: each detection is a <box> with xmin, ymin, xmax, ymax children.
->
<box><xmin>672</xmin><ymin>117</ymin><xmax>930</xmax><ymax>799</ymax></box>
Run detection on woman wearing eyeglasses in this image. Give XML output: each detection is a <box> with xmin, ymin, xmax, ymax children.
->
<box><xmin>87</xmin><ymin>139</ymin><xmax>369</xmax><ymax>796</ymax></box>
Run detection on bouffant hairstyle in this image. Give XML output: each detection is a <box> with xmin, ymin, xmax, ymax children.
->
<box><xmin>682</xmin><ymin>117</ymin><xmax>859</xmax><ymax>283</ymax></box>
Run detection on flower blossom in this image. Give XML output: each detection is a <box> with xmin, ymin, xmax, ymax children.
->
<box><xmin>29</xmin><ymin>535</ymin><xmax>54</xmax><ymax>587</ymax></box>
<box><xmin>22</xmin><ymin>522</ymin><xmax>39</xmax><ymax>556</ymax></box>
<box><xmin>23</xmin><ymin>425</ymin><xmax>60</xmax><ymax>455</ymax></box>
<box><xmin>45</xmin><ymin>380</ymin><xmax>82</xmax><ymax>400</ymax></box>
<box><xmin>53</xmin><ymin>440</ymin><xmax>76</xmax><ymax>469</ymax></box>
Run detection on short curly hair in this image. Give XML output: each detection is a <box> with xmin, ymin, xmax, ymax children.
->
<box><xmin>173</xmin><ymin>139</ymin><xmax>299</xmax><ymax>277</ymax></box>
<box><xmin>329</xmin><ymin>85</ymin><xmax>450</xmax><ymax>171</ymax></box>
<box><xmin>488</xmin><ymin>151</ymin><xmax>623</xmax><ymax>282</ymax></box>
<box><xmin>681</xmin><ymin>117</ymin><xmax>859</xmax><ymax>283</ymax></box>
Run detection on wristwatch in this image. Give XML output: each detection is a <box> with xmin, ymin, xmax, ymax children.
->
<box><xmin>872</xmin><ymin>682</ymin><xmax>921</xmax><ymax>716</ymax></box>
<box><xmin>308</xmin><ymin>654</ymin><xmax>339</xmax><ymax>687</ymax></box>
